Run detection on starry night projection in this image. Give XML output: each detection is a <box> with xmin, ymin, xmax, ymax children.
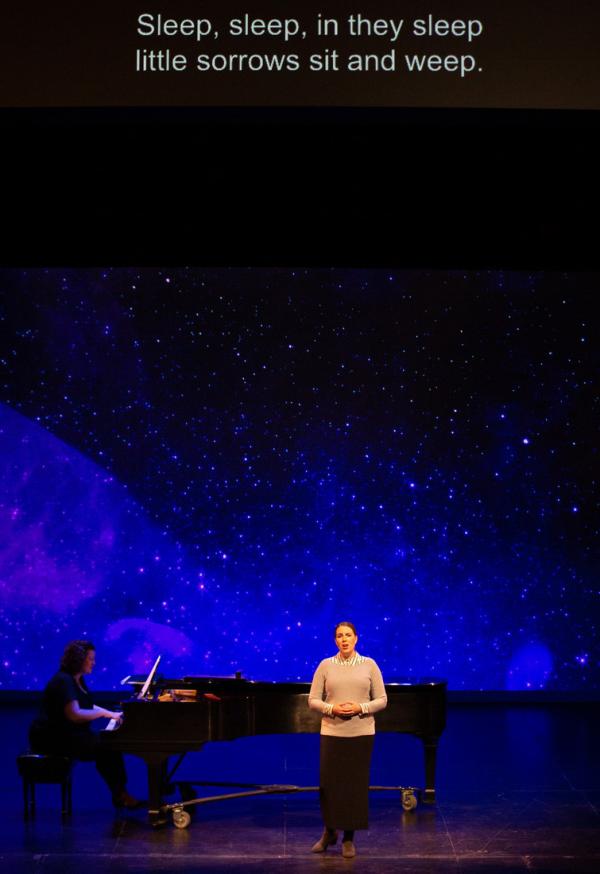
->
<box><xmin>0</xmin><ymin>269</ymin><xmax>597</xmax><ymax>691</ymax></box>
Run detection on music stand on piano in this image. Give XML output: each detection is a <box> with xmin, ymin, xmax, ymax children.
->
<box><xmin>105</xmin><ymin>656</ymin><xmax>162</xmax><ymax>732</ymax></box>
<box><xmin>137</xmin><ymin>656</ymin><xmax>161</xmax><ymax>700</ymax></box>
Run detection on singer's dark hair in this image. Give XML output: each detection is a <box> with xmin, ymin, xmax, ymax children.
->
<box><xmin>334</xmin><ymin>621</ymin><xmax>357</xmax><ymax>636</ymax></box>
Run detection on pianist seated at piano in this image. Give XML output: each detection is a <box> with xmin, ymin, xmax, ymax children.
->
<box><xmin>29</xmin><ymin>640</ymin><xmax>142</xmax><ymax>809</ymax></box>
<box><xmin>308</xmin><ymin>621</ymin><xmax>387</xmax><ymax>859</ymax></box>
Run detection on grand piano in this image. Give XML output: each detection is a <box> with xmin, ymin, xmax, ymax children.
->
<box><xmin>100</xmin><ymin>674</ymin><xmax>446</xmax><ymax>826</ymax></box>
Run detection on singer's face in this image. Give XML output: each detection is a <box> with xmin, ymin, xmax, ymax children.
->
<box><xmin>335</xmin><ymin>626</ymin><xmax>358</xmax><ymax>658</ymax></box>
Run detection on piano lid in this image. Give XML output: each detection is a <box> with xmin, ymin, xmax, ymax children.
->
<box><xmin>385</xmin><ymin>677</ymin><xmax>447</xmax><ymax>686</ymax></box>
<box><xmin>120</xmin><ymin>673</ymin><xmax>447</xmax><ymax>692</ymax></box>
<box><xmin>121</xmin><ymin>672</ymin><xmax>248</xmax><ymax>689</ymax></box>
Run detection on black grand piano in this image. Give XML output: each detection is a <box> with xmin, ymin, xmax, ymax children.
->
<box><xmin>100</xmin><ymin>675</ymin><xmax>446</xmax><ymax>826</ymax></box>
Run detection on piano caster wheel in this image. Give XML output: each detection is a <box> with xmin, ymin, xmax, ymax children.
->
<box><xmin>172</xmin><ymin>807</ymin><xmax>191</xmax><ymax>829</ymax></box>
<box><xmin>401</xmin><ymin>789</ymin><xmax>417</xmax><ymax>811</ymax></box>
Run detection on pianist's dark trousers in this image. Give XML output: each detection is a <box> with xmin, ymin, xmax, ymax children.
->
<box><xmin>29</xmin><ymin>721</ymin><xmax>127</xmax><ymax>801</ymax></box>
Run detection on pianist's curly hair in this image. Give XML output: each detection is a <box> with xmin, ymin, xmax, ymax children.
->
<box><xmin>60</xmin><ymin>640</ymin><xmax>95</xmax><ymax>674</ymax></box>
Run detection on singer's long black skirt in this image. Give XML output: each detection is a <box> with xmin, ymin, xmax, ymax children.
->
<box><xmin>319</xmin><ymin>734</ymin><xmax>375</xmax><ymax>830</ymax></box>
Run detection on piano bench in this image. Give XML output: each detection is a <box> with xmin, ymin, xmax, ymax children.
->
<box><xmin>16</xmin><ymin>752</ymin><xmax>74</xmax><ymax>818</ymax></box>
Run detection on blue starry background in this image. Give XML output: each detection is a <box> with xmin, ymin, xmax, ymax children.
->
<box><xmin>0</xmin><ymin>268</ymin><xmax>597</xmax><ymax>691</ymax></box>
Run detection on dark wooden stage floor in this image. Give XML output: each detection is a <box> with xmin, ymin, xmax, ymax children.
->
<box><xmin>2</xmin><ymin>702</ymin><xmax>599</xmax><ymax>873</ymax></box>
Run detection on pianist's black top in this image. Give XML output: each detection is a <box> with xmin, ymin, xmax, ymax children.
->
<box><xmin>30</xmin><ymin>671</ymin><xmax>94</xmax><ymax>747</ymax></box>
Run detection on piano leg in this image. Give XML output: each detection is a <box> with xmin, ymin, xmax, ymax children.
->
<box><xmin>422</xmin><ymin>738</ymin><xmax>439</xmax><ymax>803</ymax></box>
<box><xmin>143</xmin><ymin>753</ymin><xmax>171</xmax><ymax>826</ymax></box>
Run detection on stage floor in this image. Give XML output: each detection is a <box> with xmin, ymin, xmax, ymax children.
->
<box><xmin>2</xmin><ymin>702</ymin><xmax>599</xmax><ymax>873</ymax></box>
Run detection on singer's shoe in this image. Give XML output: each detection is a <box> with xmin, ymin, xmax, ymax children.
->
<box><xmin>342</xmin><ymin>840</ymin><xmax>356</xmax><ymax>858</ymax></box>
<box><xmin>311</xmin><ymin>828</ymin><xmax>338</xmax><ymax>852</ymax></box>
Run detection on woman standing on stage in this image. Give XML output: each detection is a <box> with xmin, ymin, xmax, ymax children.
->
<box><xmin>308</xmin><ymin>621</ymin><xmax>387</xmax><ymax>858</ymax></box>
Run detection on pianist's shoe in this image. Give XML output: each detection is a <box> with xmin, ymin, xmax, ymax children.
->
<box><xmin>112</xmin><ymin>790</ymin><xmax>145</xmax><ymax>809</ymax></box>
<box><xmin>311</xmin><ymin>828</ymin><xmax>338</xmax><ymax>852</ymax></box>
